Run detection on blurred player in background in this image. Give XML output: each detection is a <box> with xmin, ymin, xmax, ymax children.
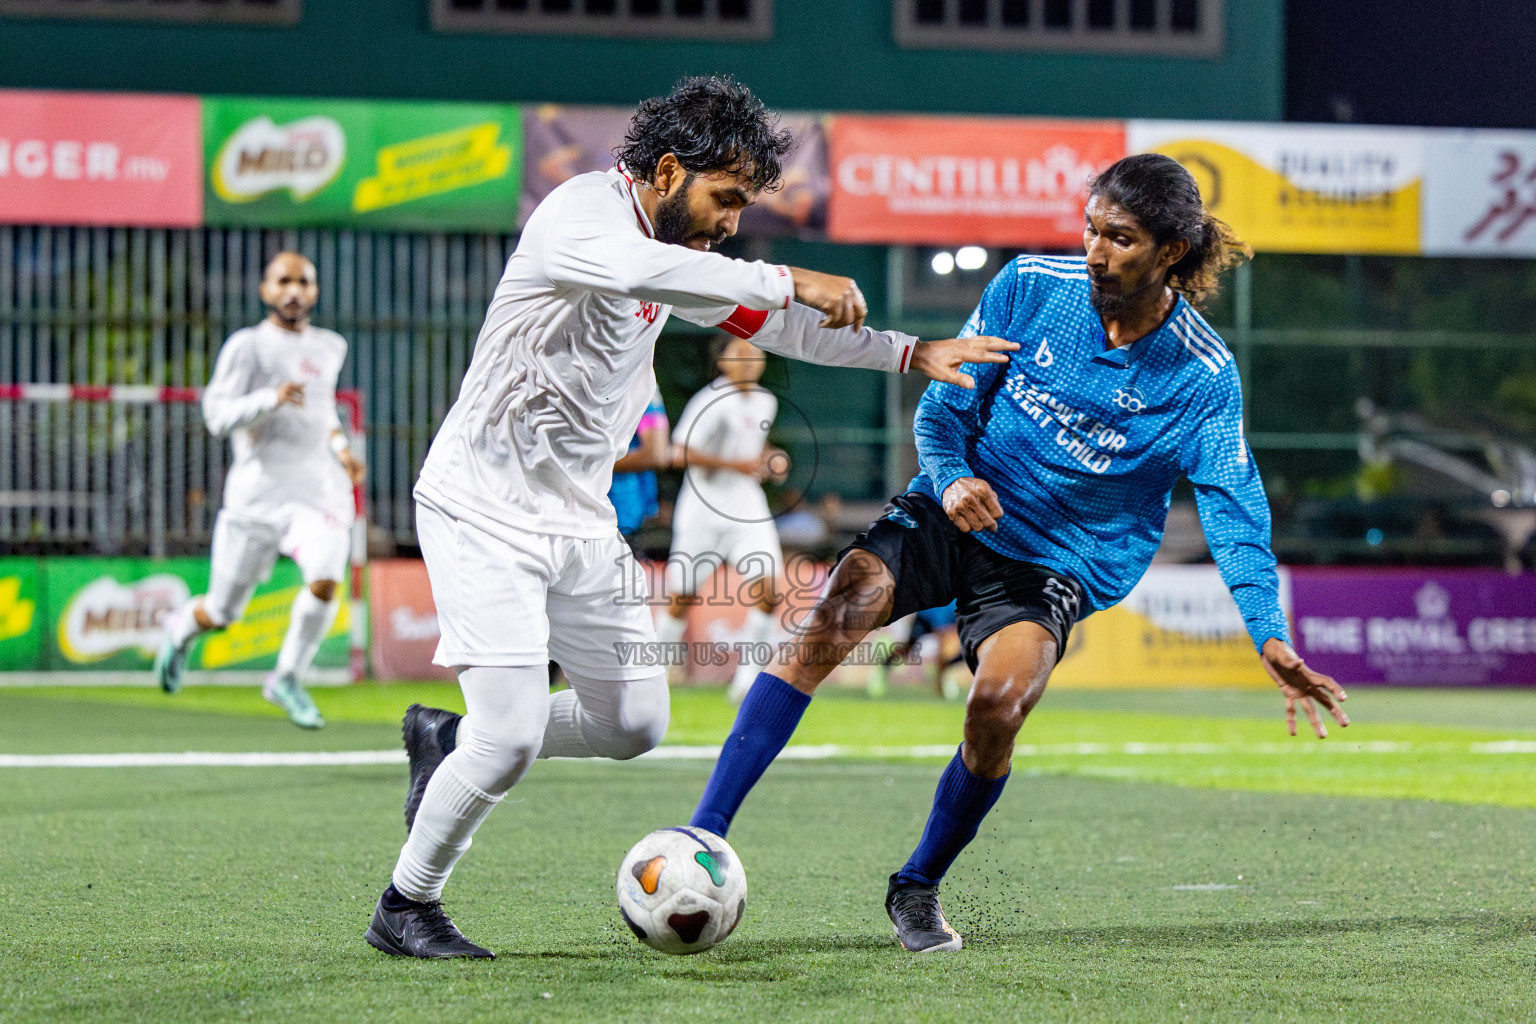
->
<box><xmin>609</xmin><ymin>376</ymin><xmax>670</xmax><ymax>557</ymax></box>
<box><xmin>366</xmin><ymin>75</ymin><xmax>1015</xmax><ymax>960</ymax></box>
<box><xmin>686</xmin><ymin>154</ymin><xmax>1350</xmax><ymax>953</ymax></box>
<box><xmin>153</xmin><ymin>252</ymin><xmax>365</xmax><ymax>730</ymax></box>
<box><xmin>866</xmin><ymin>601</ymin><xmax>966</xmax><ymax>700</ymax></box>
<box><xmin>657</xmin><ymin>336</ymin><xmax>788</xmax><ymax>703</ymax></box>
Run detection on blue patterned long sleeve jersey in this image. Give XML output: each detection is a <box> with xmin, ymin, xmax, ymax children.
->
<box><xmin>910</xmin><ymin>255</ymin><xmax>1289</xmax><ymax>650</ymax></box>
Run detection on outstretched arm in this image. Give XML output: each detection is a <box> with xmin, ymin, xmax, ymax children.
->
<box><xmin>1185</xmin><ymin>376</ymin><xmax>1348</xmax><ymax>737</ymax></box>
<box><xmin>676</xmin><ymin>300</ymin><xmax>1016</xmax><ymax>381</ymax></box>
<box><xmin>912</xmin><ymin>264</ymin><xmax>1020</xmax><ymax>518</ymax></box>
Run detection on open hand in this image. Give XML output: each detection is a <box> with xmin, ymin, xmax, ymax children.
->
<box><xmin>1261</xmin><ymin>638</ymin><xmax>1349</xmax><ymax>738</ymax></box>
<box><xmin>910</xmin><ymin>336</ymin><xmax>1019</xmax><ymax>389</ymax></box>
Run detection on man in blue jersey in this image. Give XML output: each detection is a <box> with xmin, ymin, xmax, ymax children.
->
<box><xmin>685</xmin><ymin>153</ymin><xmax>1350</xmax><ymax>953</ymax></box>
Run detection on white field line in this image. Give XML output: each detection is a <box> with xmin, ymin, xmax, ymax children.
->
<box><xmin>1</xmin><ymin>739</ymin><xmax>1535</xmax><ymax>768</ymax></box>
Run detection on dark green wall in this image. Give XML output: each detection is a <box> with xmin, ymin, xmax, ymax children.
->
<box><xmin>0</xmin><ymin>0</ymin><xmax>1282</xmax><ymax>120</ymax></box>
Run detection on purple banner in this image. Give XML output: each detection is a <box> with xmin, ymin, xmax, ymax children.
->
<box><xmin>1291</xmin><ymin>568</ymin><xmax>1536</xmax><ymax>686</ymax></box>
<box><xmin>520</xmin><ymin>105</ymin><xmax>828</xmax><ymax>237</ymax></box>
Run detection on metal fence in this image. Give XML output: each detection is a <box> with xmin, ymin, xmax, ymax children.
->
<box><xmin>0</xmin><ymin>225</ymin><xmax>516</xmax><ymax>555</ymax></box>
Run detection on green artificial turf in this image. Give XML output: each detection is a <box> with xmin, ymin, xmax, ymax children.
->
<box><xmin>2</xmin><ymin>683</ymin><xmax>1536</xmax><ymax>1022</ymax></box>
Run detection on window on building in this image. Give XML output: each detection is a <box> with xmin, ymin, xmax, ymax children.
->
<box><xmin>432</xmin><ymin>0</ymin><xmax>771</xmax><ymax>39</ymax></box>
<box><xmin>894</xmin><ymin>0</ymin><xmax>1222</xmax><ymax>55</ymax></box>
<box><xmin>0</xmin><ymin>0</ymin><xmax>300</xmax><ymax>25</ymax></box>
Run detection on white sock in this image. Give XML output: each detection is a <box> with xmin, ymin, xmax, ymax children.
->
<box><xmin>728</xmin><ymin>607</ymin><xmax>779</xmax><ymax>700</ymax></box>
<box><xmin>275</xmin><ymin>588</ymin><xmax>337</xmax><ymax>678</ymax></box>
<box><xmin>747</xmin><ymin>606</ymin><xmax>778</xmax><ymax>646</ymax></box>
<box><xmin>389</xmin><ymin>664</ymin><xmax>547</xmax><ymax>901</ymax></box>
<box><xmin>539</xmin><ymin>689</ymin><xmax>597</xmax><ymax>759</ymax></box>
<box><xmin>391</xmin><ymin>761</ymin><xmax>501</xmax><ymax>903</ymax></box>
<box><xmin>656</xmin><ymin>612</ymin><xmax>686</xmax><ymax>647</ymax></box>
<box><xmin>169</xmin><ymin>598</ymin><xmax>208</xmax><ymax>650</ymax></box>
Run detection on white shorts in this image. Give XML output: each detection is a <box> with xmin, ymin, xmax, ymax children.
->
<box><xmin>211</xmin><ymin>506</ymin><xmax>352</xmax><ymax>586</ymax></box>
<box><xmin>416</xmin><ymin>497</ymin><xmax>657</xmax><ymax>680</ymax></box>
<box><xmin>664</xmin><ymin>510</ymin><xmax>783</xmax><ymax>599</ymax></box>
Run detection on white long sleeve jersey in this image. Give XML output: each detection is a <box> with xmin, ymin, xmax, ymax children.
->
<box><xmin>202</xmin><ymin>320</ymin><xmax>353</xmax><ymax>524</ymax></box>
<box><xmin>416</xmin><ymin>165</ymin><xmax>918</xmax><ymax>539</ymax></box>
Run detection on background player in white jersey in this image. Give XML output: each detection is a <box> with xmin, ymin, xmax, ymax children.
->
<box><xmin>365</xmin><ymin>76</ymin><xmax>1017</xmax><ymax>960</ymax></box>
<box><xmin>153</xmin><ymin>252</ymin><xmax>365</xmax><ymax>730</ymax></box>
<box><xmin>658</xmin><ymin>336</ymin><xmax>788</xmax><ymax>703</ymax></box>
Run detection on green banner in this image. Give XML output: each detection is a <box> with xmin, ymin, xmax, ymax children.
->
<box><xmin>41</xmin><ymin>557</ymin><xmax>350</xmax><ymax>672</ymax></box>
<box><xmin>203</xmin><ymin>96</ymin><xmax>522</xmax><ymax>232</ymax></box>
<box><xmin>0</xmin><ymin>559</ymin><xmax>42</xmax><ymax>671</ymax></box>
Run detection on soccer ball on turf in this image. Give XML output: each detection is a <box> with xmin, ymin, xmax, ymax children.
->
<box><xmin>616</xmin><ymin>826</ymin><xmax>747</xmax><ymax>955</ymax></box>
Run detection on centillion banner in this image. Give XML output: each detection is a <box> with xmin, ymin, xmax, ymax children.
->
<box><xmin>1128</xmin><ymin>121</ymin><xmax>1423</xmax><ymax>254</ymax></box>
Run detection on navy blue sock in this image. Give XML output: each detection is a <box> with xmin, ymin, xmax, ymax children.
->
<box><xmin>689</xmin><ymin>672</ymin><xmax>811</xmax><ymax>837</ymax></box>
<box><xmin>896</xmin><ymin>746</ymin><xmax>1008</xmax><ymax>887</ymax></box>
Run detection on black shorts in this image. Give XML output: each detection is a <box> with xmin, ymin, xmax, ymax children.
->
<box><xmin>841</xmin><ymin>491</ymin><xmax>1084</xmax><ymax>672</ymax></box>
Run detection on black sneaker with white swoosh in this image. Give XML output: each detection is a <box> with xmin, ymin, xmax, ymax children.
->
<box><xmin>364</xmin><ymin>884</ymin><xmax>494</xmax><ymax>960</ymax></box>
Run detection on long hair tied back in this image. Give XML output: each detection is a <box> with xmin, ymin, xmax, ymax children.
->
<box><xmin>1088</xmin><ymin>153</ymin><xmax>1252</xmax><ymax>309</ymax></box>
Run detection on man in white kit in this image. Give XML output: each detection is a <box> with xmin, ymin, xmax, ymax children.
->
<box><xmin>365</xmin><ymin>76</ymin><xmax>1015</xmax><ymax>959</ymax></box>
<box><xmin>658</xmin><ymin>336</ymin><xmax>788</xmax><ymax>703</ymax></box>
<box><xmin>153</xmin><ymin>252</ymin><xmax>365</xmax><ymax>729</ymax></box>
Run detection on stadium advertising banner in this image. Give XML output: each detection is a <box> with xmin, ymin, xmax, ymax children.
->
<box><xmin>1422</xmin><ymin>131</ymin><xmax>1536</xmax><ymax>256</ymax></box>
<box><xmin>0</xmin><ymin>89</ymin><xmax>202</xmax><ymax>228</ymax></box>
<box><xmin>203</xmin><ymin>97</ymin><xmax>522</xmax><ymax>232</ymax></box>
<box><xmin>1127</xmin><ymin>120</ymin><xmax>1424</xmax><ymax>254</ymax></box>
<box><xmin>520</xmin><ymin>105</ymin><xmax>829</xmax><ymax>236</ymax></box>
<box><xmin>826</xmin><ymin>115</ymin><xmax>1125</xmax><ymax>247</ymax></box>
<box><xmin>0</xmin><ymin>559</ymin><xmax>42</xmax><ymax>672</ymax></box>
<box><xmin>23</xmin><ymin>557</ymin><xmax>349</xmax><ymax>674</ymax></box>
<box><xmin>1291</xmin><ymin>568</ymin><xmax>1536</xmax><ymax>686</ymax></box>
<box><xmin>368</xmin><ymin>559</ymin><xmax>836</xmax><ymax>683</ymax></box>
<box><xmin>1053</xmin><ymin>565</ymin><xmax>1282</xmax><ymax>688</ymax></box>
<box><xmin>368</xmin><ymin>559</ymin><xmax>454</xmax><ymax>682</ymax></box>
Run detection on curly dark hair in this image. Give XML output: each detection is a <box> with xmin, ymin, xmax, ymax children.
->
<box><xmin>1088</xmin><ymin>153</ymin><xmax>1252</xmax><ymax>309</ymax></box>
<box><xmin>615</xmin><ymin>75</ymin><xmax>794</xmax><ymax>194</ymax></box>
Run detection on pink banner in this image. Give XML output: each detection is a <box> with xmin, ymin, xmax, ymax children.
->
<box><xmin>0</xmin><ymin>90</ymin><xmax>202</xmax><ymax>228</ymax></box>
<box><xmin>369</xmin><ymin>559</ymin><xmax>455</xmax><ymax>683</ymax></box>
<box><xmin>828</xmin><ymin>115</ymin><xmax>1124</xmax><ymax>247</ymax></box>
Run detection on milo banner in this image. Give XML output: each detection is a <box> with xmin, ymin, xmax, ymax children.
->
<box><xmin>203</xmin><ymin>96</ymin><xmax>522</xmax><ymax>232</ymax></box>
<box><xmin>1053</xmin><ymin>565</ymin><xmax>1282</xmax><ymax>688</ymax></box>
<box><xmin>40</xmin><ymin>557</ymin><xmax>349</xmax><ymax>673</ymax></box>
<box><xmin>0</xmin><ymin>559</ymin><xmax>42</xmax><ymax>672</ymax></box>
<box><xmin>1128</xmin><ymin>121</ymin><xmax>1424</xmax><ymax>254</ymax></box>
<box><xmin>520</xmin><ymin>105</ymin><xmax>829</xmax><ymax>236</ymax></box>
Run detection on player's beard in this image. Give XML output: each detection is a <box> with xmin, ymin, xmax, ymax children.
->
<box><xmin>653</xmin><ymin>175</ymin><xmax>724</xmax><ymax>250</ymax></box>
<box><xmin>266</xmin><ymin>299</ymin><xmax>309</xmax><ymax>329</ymax></box>
<box><xmin>1089</xmin><ymin>271</ymin><xmax>1160</xmax><ymax>319</ymax></box>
